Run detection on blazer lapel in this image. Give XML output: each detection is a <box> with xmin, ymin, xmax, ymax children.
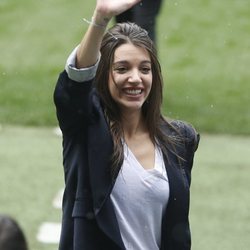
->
<box><xmin>87</xmin><ymin>116</ymin><xmax>114</xmax><ymax>214</ymax></box>
<box><xmin>87</xmin><ymin>93</ymin><xmax>125</xmax><ymax>249</ymax></box>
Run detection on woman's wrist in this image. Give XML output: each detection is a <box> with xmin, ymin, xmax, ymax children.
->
<box><xmin>92</xmin><ymin>10</ymin><xmax>111</xmax><ymax>29</ymax></box>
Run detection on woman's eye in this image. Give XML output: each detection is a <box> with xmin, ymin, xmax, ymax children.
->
<box><xmin>141</xmin><ymin>67</ymin><xmax>151</xmax><ymax>74</ymax></box>
<box><xmin>114</xmin><ymin>67</ymin><xmax>127</xmax><ymax>73</ymax></box>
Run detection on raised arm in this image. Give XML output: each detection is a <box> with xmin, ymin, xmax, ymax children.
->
<box><xmin>76</xmin><ymin>0</ymin><xmax>141</xmax><ymax>68</ymax></box>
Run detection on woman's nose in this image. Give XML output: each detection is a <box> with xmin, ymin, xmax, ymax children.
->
<box><xmin>128</xmin><ymin>69</ymin><xmax>142</xmax><ymax>83</ymax></box>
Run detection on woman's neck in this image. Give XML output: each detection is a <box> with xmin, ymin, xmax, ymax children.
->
<box><xmin>121</xmin><ymin>110</ymin><xmax>147</xmax><ymax>139</ymax></box>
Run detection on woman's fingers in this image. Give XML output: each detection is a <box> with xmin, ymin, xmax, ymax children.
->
<box><xmin>95</xmin><ymin>0</ymin><xmax>141</xmax><ymax>18</ymax></box>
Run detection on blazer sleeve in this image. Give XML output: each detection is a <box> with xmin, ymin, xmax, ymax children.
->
<box><xmin>53</xmin><ymin>70</ymin><xmax>93</xmax><ymax>135</ymax></box>
<box><xmin>184</xmin><ymin>122</ymin><xmax>199</xmax><ymax>164</ymax></box>
<box><xmin>182</xmin><ymin>121</ymin><xmax>200</xmax><ymax>185</ymax></box>
<box><xmin>169</xmin><ymin>120</ymin><xmax>200</xmax><ymax>185</ymax></box>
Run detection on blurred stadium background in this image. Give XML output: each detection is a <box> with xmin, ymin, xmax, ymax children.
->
<box><xmin>0</xmin><ymin>0</ymin><xmax>249</xmax><ymax>249</ymax></box>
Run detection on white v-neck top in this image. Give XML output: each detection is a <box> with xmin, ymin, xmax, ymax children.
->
<box><xmin>110</xmin><ymin>144</ymin><xmax>169</xmax><ymax>250</ymax></box>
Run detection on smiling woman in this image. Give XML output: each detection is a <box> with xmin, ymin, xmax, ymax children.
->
<box><xmin>53</xmin><ymin>1</ymin><xmax>199</xmax><ymax>250</ymax></box>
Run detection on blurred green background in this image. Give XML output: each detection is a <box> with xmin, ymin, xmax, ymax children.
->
<box><xmin>1</xmin><ymin>0</ymin><xmax>249</xmax><ymax>133</ymax></box>
<box><xmin>0</xmin><ymin>0</ymin><xmax>249</xmax><ymax>249</ymax></box>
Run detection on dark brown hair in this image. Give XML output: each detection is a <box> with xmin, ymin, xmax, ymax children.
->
<box><xmin>94</xmin><ymin>22</ymin><xmax>180</xmax><ymax>177</ymax></box>
<box><xmin>0</xmin><ymin>215</ymin><xmax>28</xmax><ymax>250</ymax></box>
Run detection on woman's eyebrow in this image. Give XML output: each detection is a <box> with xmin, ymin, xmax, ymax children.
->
<box><xmin>113</xmin><ymin>60</ymin><xmax>151</xmax><ymax>65</ymax></box>
<box><xmin>113</xmin><ymin>61</ymin><xmax>128</xmax><ymax>65</ymax></box>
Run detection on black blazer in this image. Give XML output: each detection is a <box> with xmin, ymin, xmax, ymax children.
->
<box><xmin>54</xmin><ymin>71</ymin><xmax>199</xmax><ymax>250</ymax></box>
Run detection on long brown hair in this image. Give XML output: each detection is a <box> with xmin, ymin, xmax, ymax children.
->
<box><xmin>94</xmin><ymin>22</ymin><xmax>181</xmax><ymax>177</ymax></box>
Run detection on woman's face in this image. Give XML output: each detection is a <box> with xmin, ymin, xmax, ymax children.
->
<box><xmin>108</xmin><ymin>43</ymin><xmax>153</xmax><ymax>114</ymax></box>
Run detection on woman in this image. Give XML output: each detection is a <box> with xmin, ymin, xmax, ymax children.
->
<box><xmin>54</xmin><ymin>0</ymin><xmax>199</xmax><ymax>249</ymax></box>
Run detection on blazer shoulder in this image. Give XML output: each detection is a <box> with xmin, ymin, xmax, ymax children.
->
<box><xmin>168</xmin><ymin>119</ymin><xmax>200</xmax><ymax>152</ymax></box>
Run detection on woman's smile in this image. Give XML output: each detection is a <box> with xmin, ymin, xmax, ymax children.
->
<box><xmin>122</xmin><ymin>87</ymin><xmax>144</xmax><ymax>97</ymax></box>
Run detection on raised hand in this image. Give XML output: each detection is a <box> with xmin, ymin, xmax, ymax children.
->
<box><xmin>95</xmin><ymin>0</ymin><xmax>141</xmax><ymax>20</ymax></box>
<box><xmin>76</xmin><ymin>0</ymin><xmax>141</xmax><ymax>68</ymax></box>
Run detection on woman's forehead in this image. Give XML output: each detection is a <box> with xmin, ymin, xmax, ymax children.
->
<box><xmin>113</xmin><ymin>43</ymin><xmax>150</xmax><ymax>63</ymax></box>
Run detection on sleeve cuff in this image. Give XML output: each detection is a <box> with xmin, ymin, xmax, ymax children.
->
<box><xmin>65</xmin><ymin>45</ymin><xmax>100</xmax><ymax>82</ymax></box>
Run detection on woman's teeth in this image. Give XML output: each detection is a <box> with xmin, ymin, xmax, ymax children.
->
<box><xmin>125</xmin><ymin>89</ymin><xmax>142</xmax><ymax>95</ymax></box>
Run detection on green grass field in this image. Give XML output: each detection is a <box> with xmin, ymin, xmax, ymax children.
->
<box><xmin>0</xmin><ymin>0</ymin><xmax>250</xmax><ymax>249</ymax></box>
<box><xmin>0</xmin><ymin>0</ymin><xmax>249</xmax><ymax>134</ymax></box>
<box><xmin>0</xmin><ymin>126</ymin><xmax>63</xmax><ymax>250</ymax></box>
<box><xmin>0</xmin><ymin>126</ymin><xmax>250</xmax><ymax>250</ymax></box>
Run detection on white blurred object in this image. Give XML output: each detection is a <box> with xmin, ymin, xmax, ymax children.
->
<box><xmin>37</xmin><ymin>222</ymin><xmax>61</xmax><ymax>244</ymax></box>
<box><xmin>53</xmin><ymin>126</ymin><xmax>62</xmax><ymax>137</ymax></box>
<box><xmin>53</xmin><ymin>189</ymin><xmax>64</xmax><ymax>209</ymax></box>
